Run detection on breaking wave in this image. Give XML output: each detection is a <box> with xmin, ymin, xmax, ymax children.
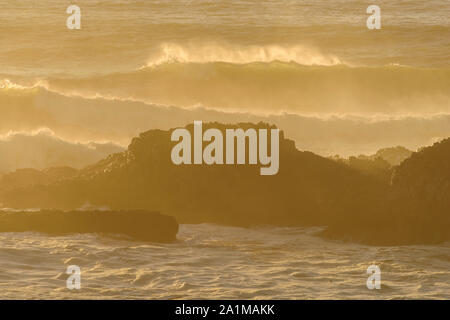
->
<box><xmin>1</xmin><ymin>65</ymin><xmax>450</xmax><ymax>158</ymax></box>
<box><xmin>0</xmin><ymin>128</ymin><xmax>124</xmax><ymax>173</ymax></box>
<box><xmin>143</xmin><ymin>42</ymin><xmax>343</xmax><ymax>67</ymax></box>
<box><xmin>3</xmin><ymin>61</ymin><xmax>449</xmax><ymax>116</ymax></box>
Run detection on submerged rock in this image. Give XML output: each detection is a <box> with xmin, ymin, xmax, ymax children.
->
<box><xmin>0</xmin><ymin>210</ymin><xmax>178</xmax><ymax>243</ymax></box>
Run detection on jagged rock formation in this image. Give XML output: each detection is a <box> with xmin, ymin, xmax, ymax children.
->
<box><xmin>1</xmin><ymin>123</ymin><xmax>448</xmax><ymax>245</ymax></box>
<box><xmin>0</xmin><ymin>167</ymin><xmax>78</xmax><ymax>196</ymax></box>
<box><xmin>1</xmin><ymin>122</ymin><xmax>386</xmax><ymax>228</ymax></box>
<box><xmin>322</xmin><ymin>138</ymin><xmax>450</xmax><ymax>245</ymax></box>
<box><xmin>332</xmin><ymin>146</ymin><xmax>413</xmax><ymax>184</ymax></box>
<box><xmin>372</xmin><ymin>146</ymin><xmax>413</xmax><ymax>166</ymax></box>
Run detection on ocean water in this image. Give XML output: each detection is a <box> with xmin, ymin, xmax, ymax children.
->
<box><xmin>0</xmin><ymin>224</ymin><xmax>449</xmax><ymax>299</ymax></box>
<box><xmin>1</xmin><ymin>0</ymin><xmax>449</xmax><ymax>106</ymax></box>
<box><xmin>1</xmin><ymin>0</ymin><xmax>450</xmax><ymax>156</ymax></box>
<box><xmin>1</xmin><ymin>0</ymin><xmax>449</xmax><ymax>74</ymax></box>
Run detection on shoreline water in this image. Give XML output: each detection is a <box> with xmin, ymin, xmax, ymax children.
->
<box><xmin>0</xmin><ymin>224</ymin><xmax>448</xmax><ymax>299</ymax></box>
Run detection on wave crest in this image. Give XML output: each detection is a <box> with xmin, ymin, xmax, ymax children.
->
<box><xmin>0</xmin><ymin>78</ymin><xmax>49</xmax><ymax>91</ymax></box>
<box><xmin>144</xmin><ymin>42</ymin><xmax>343</xmax><ymax>67</ymax></box>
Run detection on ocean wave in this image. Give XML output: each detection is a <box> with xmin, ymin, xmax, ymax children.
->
<box><xmin>0</xmin><ymin>127</ymin><xmax>124</xmax><ymax>173</ymax></box>
<box><xmin>1</xmin><ymin>77</ymin><xmax>450</xmax><ymax>157</ymax></box>
<box><xmin>3</xmin><ymin>61</ymin><xmax>449</xmax><ymax>117</ymax></box>
<box><xmin>143</xmin><ymin>42</ymin><xmax>343</xmax><ymax>67</ymax></box>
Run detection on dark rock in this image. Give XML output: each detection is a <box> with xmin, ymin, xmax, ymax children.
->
<box><xmin>0</xmin><ymin>210</ymin><xmax>178</xmax><ymax>243</ymax></box>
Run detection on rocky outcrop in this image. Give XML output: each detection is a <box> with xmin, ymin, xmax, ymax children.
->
<box><xmin>1</xmin><ymin>122</ymin><xmax>385</xmax><ymax>228</ymax></box>
<box><xmin>331</xmin><ymin>146</ymin><xmax>414</xmax><ymax>184</ymax></box>
<box><xmin>373</xmin><ymin>146</ymin><xmax>413</xmax><ymax>166</ymax></box>
<box><xmin>321</xmin><ymin>138</ymin><xmax>450</xmax><ymax>245</ymax></box>
<box><xmin>0</xmin><ymin>167</ymin><xmax>78</xmax><ymax>192</ymax></box>
<box><xmin>2</xmin><ymin>123</ymin><xmax>448</xmax><ymax>245</ymax></box>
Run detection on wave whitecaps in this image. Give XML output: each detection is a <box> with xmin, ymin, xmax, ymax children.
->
<box><xmin>1</xmin><ymin>80</ymin><xmax>450</xmax><ymax>157</ymax></box>
<box><xmin>18</xmin><ymin>62</ymin><xmax>448</xmax><ymax>116</ymax></box>
<box><xmin>0</xmin><ymin>128</ymin><xmax>124</xmax><ymax>174</ymax></box>
<box><xmin>144</xmin><ymin>42</ymin><xmax>343</xmax><ymax>67</ymax></box>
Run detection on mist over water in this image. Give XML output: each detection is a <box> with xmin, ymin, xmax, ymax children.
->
<box><xmin>0</xmin><ymin>128</ymin><xmax>123</xmax><ymax>174</ymax></box>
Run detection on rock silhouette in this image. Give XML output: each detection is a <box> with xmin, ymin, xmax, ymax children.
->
<box><xmin>0</xmin><ymin>210</ymin><xmax>178</xmax><ymax>243</ymax></box>
<box><xmin>322</xmin><ymin>138</ymin><xmax>450</xmax><ymax>245</ymax></box>
<box><xmin>1</xmin><ymin>123</ymin><xmax>448</xmax><ymax>245</ymax></box>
